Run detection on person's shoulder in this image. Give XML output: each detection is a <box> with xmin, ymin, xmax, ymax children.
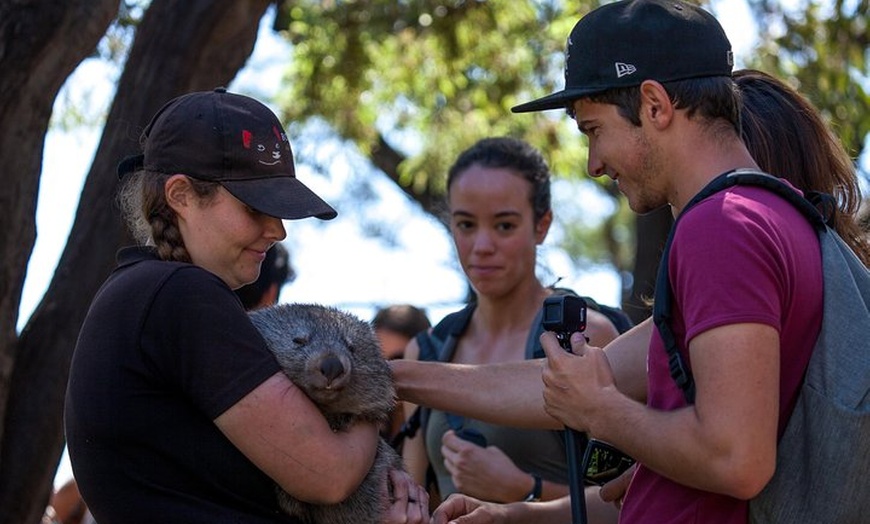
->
<box><xmin>432</xmin><ymin>303</ymin><xmax>476</xmax><ymax>334</ymax></box>
<box><xmin>682</xmin><ymin>184</ymin><xmax>809</xmax><ymax>233</ymax></box>
<box><xmin>585</xmin><ymin>309</ymin><xmax>621</xmax><ymax>345</ymax></box>
<box><xmin>138</xmin><ymin>261</ymin><xmax>241</xmax><ymax>314</ymax></box>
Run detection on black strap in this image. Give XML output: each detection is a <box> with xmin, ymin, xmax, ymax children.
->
<box><xmin>395</xmin><ymin>304</ymin><xmax>476</xmax><ymax>445</ymax></box>
<box><xmin>653</xmin><ymin>169</ymin><xmax>831</xmax><ymax>404</ymax></box>
<box><xmin>390</xmin><ymin>406</ymin><xmax>421</xmax><ymax>449</ymax></box>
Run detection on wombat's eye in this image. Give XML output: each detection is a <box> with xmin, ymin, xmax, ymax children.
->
<box><xmin>292</xmin><ymin>336</ymin><xmax>308</xmax><ymax>346</ymax></box>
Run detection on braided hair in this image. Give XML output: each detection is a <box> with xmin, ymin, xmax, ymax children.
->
<box><xmin>118</xmin><ymin>170</ymin><xmax>220</xmax><ymax>262</ymax></box>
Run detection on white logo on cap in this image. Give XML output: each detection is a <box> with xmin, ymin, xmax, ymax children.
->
<box><xmin>615</xmin><ymin>62</ymin><xmax>637</xmax><ymax>78</ymax></box>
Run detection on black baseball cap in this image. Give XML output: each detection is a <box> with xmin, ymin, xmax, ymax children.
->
<box><xmin>124</xmin><ymin>87</ymin><xmax>337</xmax><ymax>220</ymax></box>
<box><xmin>512</xmin><ymin>0</ymin><xmax>733</xmax><ymax>113</ymax></box>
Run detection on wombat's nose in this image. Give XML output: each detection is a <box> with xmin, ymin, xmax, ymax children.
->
<box><xmin>320</xmin><ymin>356</ymin><xmax>346</xmax><ymax>383</ymax></box>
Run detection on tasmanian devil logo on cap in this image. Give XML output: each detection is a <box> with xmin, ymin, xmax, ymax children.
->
<box><xmin>241</xmin><ymin>126</ymin><xmax>288</xmax><ymax>166</ymax></box>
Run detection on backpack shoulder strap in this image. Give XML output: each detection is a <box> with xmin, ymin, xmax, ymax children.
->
<box><xmin>653</xmin><ymin>170</ymin><xmax>831</xmax><ymax>404</ymax></box>
<box><xmin>416</xmin><ymin>303</ymin><xmax>475</xmax><ymax>363</ymax></box>
<box><xmin>398</xmin><ymin>303</ymin><xmax>476</xmax><ymax>444</ymax></box>
<box><xmin>582</xmin><ymin>295</ymin><xmax>635</xmax><ymax>335</ymax></box>
<box><xmin>697</xmin><ymin>170</ymin><xmax>827</xmax><ymax>228</ymax></box>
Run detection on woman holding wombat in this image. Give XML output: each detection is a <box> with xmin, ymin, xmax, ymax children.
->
<box><xmin>64</xmin><ymin>88</ymin><xmax>428</xmax><ymax>524</ymax></box>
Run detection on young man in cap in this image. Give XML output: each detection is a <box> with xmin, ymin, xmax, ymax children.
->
<box><xmin>396</xmin><ymin>1</ymin><xmax>823</xmax><ymax>522</ymax></box>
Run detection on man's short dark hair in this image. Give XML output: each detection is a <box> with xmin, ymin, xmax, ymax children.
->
<box><xmin>588</xmin><ymin>76</ymin><xmax>741</xmax><ymax>134</ymax></box>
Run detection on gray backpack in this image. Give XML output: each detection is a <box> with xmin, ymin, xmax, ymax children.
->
<box><xmin>653</xmin><ymin>170</ymin><xmax>870</xmax><ymax>523</ymax></box>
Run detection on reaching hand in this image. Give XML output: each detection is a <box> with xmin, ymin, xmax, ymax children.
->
<box><xmin>431</xmin><ymin>493</ymin><xmax>508</xmax><ymax>524</ymax></box>
<box><xmin>540</xmin><ymin>331</ymin><xmax>617</xmax><ymax>432</ymax></box>
<box><xmin>383</xmin><ymin>468</ymin><xmax>430</xmax><ymax>524</ymax></box>
<box><xmin>599</xmin><ymin>463</ymin><xmax>637</xmax><ymax>510</ymax></box>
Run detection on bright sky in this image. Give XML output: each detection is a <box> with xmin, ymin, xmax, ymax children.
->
<box><xmin>33</xmin><ymin>2</ymin><xmax>765</xmax><ymax>488</ymax></box>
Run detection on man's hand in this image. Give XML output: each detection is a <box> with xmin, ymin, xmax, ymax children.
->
<box><xmin>540</xmin><ymin>331</ymin><xmax>617</xmax><ymax>434</ymax></box>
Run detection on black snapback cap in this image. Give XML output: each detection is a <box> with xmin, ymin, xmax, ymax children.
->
<box><xmin>130</xmin><ymin>87</ymin><xmax>337</xmax><ymax>220</ymax></box>
<box><xmin>512</xmin><ymin>0</ymin><xmax>734</xmax><ymax>113</ymax></box>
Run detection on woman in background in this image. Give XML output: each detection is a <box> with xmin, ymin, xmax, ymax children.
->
<box><xmin>401</xmin><ymin>137</ymin><xmax>625</xmax><ymax>523</ymax></box>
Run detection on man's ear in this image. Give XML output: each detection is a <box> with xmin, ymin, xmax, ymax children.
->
<box><xmin>164</xmin><ymin>174</ymin><xmax>192</xmax><ymax>214</ymax></box>
<box><xmin>535</xmin><ymin>209</ymin><xmax>553</xmax><ymax>245</ymax></box>
<box><xmin>638</xmin><ymin>80</ymin><xmax>674</xmax><ymax>130</ymax></box>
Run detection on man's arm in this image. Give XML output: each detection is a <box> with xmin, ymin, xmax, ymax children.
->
<box><xmin>392</xmin><ymin>357</ymin><xmax>557</xmax><ymax>429</ymax></box>
<box><xmin>542</xmin><ymin>322</ymin><xmax>779</xmax><ymax>499</ymax></box>
<box><xmin>391</xmin><ymin>318</ymin><xmax>653</xmax><ymax>430</ymax></box>
<box><xmin>596</xmin><ymin>317</ymin><xmax>650</xmax><ymax>403</ymax></box>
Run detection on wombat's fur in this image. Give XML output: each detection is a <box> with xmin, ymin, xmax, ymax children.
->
<box><xmin>249</xmin><ymin>303</ymin><xmax>405</xmax><ymax>524</ymax></box>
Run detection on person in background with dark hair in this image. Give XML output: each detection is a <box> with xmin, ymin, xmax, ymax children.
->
<box><xmin>372</xmin><ymin>304</ymin><xmax>432</xmax><ymax>360</ymax></box>
<box><xmin>371</xmin><ymin>304</ymin><xmax>433</xmax><ymax>447</ymax></box>
<box><xmin>235</xmin><ymin>242</ymin><xmax>295</xmax><ymax>310</ymax></box>
<box><xmin>64</xmin><ymin>88</ymin><xmax>428</xmax><ymax>523</ymax></box>
<box><xmin>735</xmin><ymin>68</ymin><xmax>870</xmax><ymax>266</ymax></box>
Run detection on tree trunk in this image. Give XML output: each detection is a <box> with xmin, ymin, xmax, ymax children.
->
<box><xmin>0</xmin><ymin>0</ymin><xmax>119</xmax><ymax>520</ymax></box>
<box><xmin>1</xmin><ymin>1</ymin><xmax>272</xmax><ymax>522</ymax></box>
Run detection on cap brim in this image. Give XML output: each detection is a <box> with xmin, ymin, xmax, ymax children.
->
<box><xmin>222</xmin><ymin>176</ymin><xmax>337</xmax><ymax>220</ymax></box>
<box><xmin>511</xmin><ymin>87</ymin><xmax>607</xmax><ymax>114</ymax></box>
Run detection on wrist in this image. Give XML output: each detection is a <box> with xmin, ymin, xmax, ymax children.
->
<box><xmin>522</xmin><ymin>473</ymin><xmax>542</xmax><ymax>502</ymax></box>
<box><xmin>505</xmin><ymin>498</ymin><xmax>538</xmax><ymax>524</ymax></box>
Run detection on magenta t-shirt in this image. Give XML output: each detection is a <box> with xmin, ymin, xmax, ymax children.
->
<box><xmin>620</xmin><ymin>185</ymin><xmax>822</xmax><ymax>523</ymax></box>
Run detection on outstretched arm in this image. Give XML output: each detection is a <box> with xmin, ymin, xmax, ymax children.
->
<box><xmin>542</xmin><ymin>321</ymin><xmax>779</xmax><ymax>498</ymax></box>
<box><xmin>391</xmin><ymin>318</ymin><xmax>653</xmax><ymax>430</ymax></box>
<box><xmin>392</xmin><ymin>357</ymin><xmax>559</xmax><ymax>429</ymax></box>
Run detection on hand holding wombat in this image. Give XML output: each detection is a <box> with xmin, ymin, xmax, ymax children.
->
<box><xmin>249</xmin><ymin>303</ymin><xmax>406</xmax><ymax>524</ymax></box>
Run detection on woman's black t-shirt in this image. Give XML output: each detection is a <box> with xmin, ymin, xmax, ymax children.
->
<box><xmin>65</xmin><ymin>247</ymin><xmax>300</xmax><ymax>523</ymax></box>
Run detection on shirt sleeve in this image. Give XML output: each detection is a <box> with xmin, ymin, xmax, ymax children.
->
<box><xmin>671</xmin><ymin>189</ymin><xmax>788</xmax><ymax>344</ymax></box>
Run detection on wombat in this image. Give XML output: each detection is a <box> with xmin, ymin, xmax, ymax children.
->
<box><xmin>249</xmin><ymin>303</ymin><xmax>406</xmax><ymax>524</ymax></box>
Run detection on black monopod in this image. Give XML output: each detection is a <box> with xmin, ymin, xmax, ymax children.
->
<box><xmin>541</xmin><ymin>295</ymin><xmax>589</xmax><ymax>524</ymax></box>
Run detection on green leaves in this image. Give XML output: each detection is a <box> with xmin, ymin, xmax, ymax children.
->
<box><xmin>748</xmin><ymin>0</ymin><xmax>869</xmax><ymax>171</ymax></box>
<box><xmin>275</xmin><ymin>0</ymin><xmax>593</xmax><ymax>193</ymax></box>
